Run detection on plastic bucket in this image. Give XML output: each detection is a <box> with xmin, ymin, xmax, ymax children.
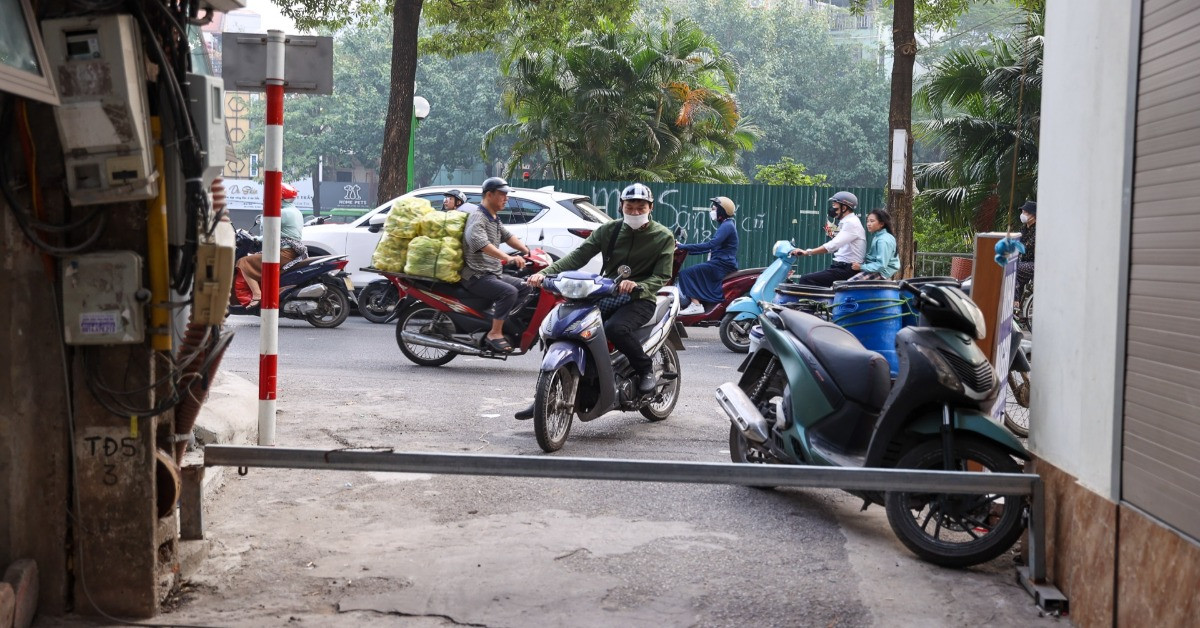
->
<box><xmin>901</xmin><ymin>276</ymin><xmax>962</xmax><ymax>327</ymax></box>
<box><xmin>832</xmin><ymin>281</ymin><xmax>904</xmax><ymax>376</ymax></box>
<box><xmin>774</xmin><ymin>284</ymin><xmax>833</xmax><ymax>316</ymax></box>
<box><xmin>749</xmin><ymin>324</ymin><xmax>765</xmax><ymax>354</ymax></box>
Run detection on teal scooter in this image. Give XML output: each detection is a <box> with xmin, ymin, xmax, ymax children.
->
<box><xmin>719</xmin><ymin>240</ymin><xmax>796</xmax><ymax>353</ymax></box>
<box><xmin>715</xmin><ymin>281</ymin><xmax>1030</xmax><ymax>568</ymax></box>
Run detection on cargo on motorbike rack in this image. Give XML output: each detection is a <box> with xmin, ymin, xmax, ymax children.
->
<box><xmin>199</xmin><ymin>444</ymin><xmax>1068</xmax><ymax>613</ymax></box>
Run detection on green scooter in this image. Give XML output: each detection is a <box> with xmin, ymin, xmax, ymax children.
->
<box><xmin>715</xmin><ymin>281</ymin><xmax>1029</xmax><ymax>568</ymax></box>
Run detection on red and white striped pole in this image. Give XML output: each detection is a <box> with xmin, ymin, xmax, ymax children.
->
<box><xmin>259</xmin><ymin>30</ymin><xmax>286</xmax><ymax>446</ymax></box>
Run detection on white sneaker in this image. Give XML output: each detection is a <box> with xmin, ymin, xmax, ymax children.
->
<box><xmin>679</xmin><ymin>302</ymin><xmax>706</xmax><ymax>316</ymax></box>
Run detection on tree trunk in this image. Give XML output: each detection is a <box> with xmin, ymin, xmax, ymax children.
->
<box><xmin>378</xmin><ymin>0</ymin><xmax>424</xmax><ymax>202</ymax></box>
<box><xmin>886</xmin><ymin>0</ymin><xmax>917</xmax><ymax>278</ymax></box>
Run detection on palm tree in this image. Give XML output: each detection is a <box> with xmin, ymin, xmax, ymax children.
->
<box><xmin>484</xmin><ymin>15</ymin><xmax>756</xmax><ymax>183</ymax></box>
<box><xmin>913</xmin><ymin>12</ymin><xmax>1043</xmax><ymax>232</ymax></box>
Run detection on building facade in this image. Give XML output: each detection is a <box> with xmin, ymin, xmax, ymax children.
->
<box><xmin>1033</xmin><ymin>1</ymin><xmax>1199</xmax><ymax>625</ymax></box>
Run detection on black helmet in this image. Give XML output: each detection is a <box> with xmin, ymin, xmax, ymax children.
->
<box><xmin>481</xmin><ymin>177</ymin><xmax>513</xmax><ymax>195</ymax></box>
<box><xmin>443</xmin><ymin>189</ymin><xmax>467</xmax><ymax>205</ymax></box>
<box><xmin>828</xmin><ymin>191</ymin><xmax>858</xmax><ymax>209</ymax></box>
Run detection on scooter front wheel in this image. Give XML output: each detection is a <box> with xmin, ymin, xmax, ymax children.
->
<box><xmin>884</xmin><ymin>437</ymin><xmax>1026</xmax><ymax>568</ymax></box>
<box><xmin>359</xmin><ymin>281</ymin><xmax>402</xmax><ymax>324</ymax></box>
<box><xmin>719</xmin><ymin>313</ymin><xmax>753</xmax><ymax>353</ymax></box>
<box><xmin>534</xmin><ymin>366</ymin><xmax>576</xmax><ymax>452</ymax></box>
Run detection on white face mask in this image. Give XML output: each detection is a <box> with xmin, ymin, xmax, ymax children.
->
<box><xmin>709</xmin><ymin>208</ymin><xmax>718</xmax><ymax>221</ymax></box>
<box><xmin>1019</xmin><ymin>213</ymin><xmax>1031</xmax><ymax>224</ymax></box>
<box><xmin>623</xmin><ymin>212</ymin><xmax>650</xmax><ymax>229</ymax></box>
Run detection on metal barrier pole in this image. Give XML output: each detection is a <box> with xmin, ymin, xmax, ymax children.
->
<box><xmin>258</xmin><ymin>30</ymin><xmax>286</xmax><ymax>446</ymax></box>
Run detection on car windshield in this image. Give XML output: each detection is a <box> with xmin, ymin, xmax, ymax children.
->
<box><xmin>560</xmin><ymin>198</ymin><xmax>612</xmax><ymax>223</ymax></box>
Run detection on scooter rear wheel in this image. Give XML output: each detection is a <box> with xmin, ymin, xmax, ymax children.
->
<box><xmin>639</xmin><ymin>344</ymin><xmax>680</xmax><ymax>421</ymax></box>
<box><xmin>1002</xmin><ymin>371</ymin><xmax>1031</xmax><ymax>438</ymax></box>
<box><xmin>395</xmin><ymin>304</ymin><xmax>458</xmax><ymax>367</ymax></box>
<box><xmin>534</xmin><ymin>366</ymin><xmax>576</xmax><ymax>452</ymax></box>
<box><xmin>884</xmin><ymin>437</ymin><xmax>1026</xmax><ymax>568</ymax></box>
<box><xmin>305</xmin><ymin>281</ymin><xmax>351</xmax><ymax>328</ymax></box>
<box><xmin>719</xmin><ymin>313</ymin><xmax>752</xmax><ymax>353</ymax></box>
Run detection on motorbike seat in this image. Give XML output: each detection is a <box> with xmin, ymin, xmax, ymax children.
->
<box><xmin>724</xmin><ymin>267</ymin><xmax>764</xmax><ymax>282</ymax></box>
<box><xmin>777</xmin><ymin>309</ymin><xmax>890</xmax><ymax>412</ymax></box>
<box><xmin>283</xmin><ymin>254</ymin><xmax>338</xmax><ymax>273</ymax></box>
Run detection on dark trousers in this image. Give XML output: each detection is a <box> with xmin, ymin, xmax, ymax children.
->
<box><xmin>795</xmin><ymin>263</ymin><xmax>858</xmax><ymax>287</ymax></box>
<box><xmin>604</xmin><ymin>298</ymin><xmax>656</xmax><ymax>373</ymax></box>
<box><xmin>462</xmin><ymin>273</ymin><xmax>530</xmax><ymax>321</ymax></box>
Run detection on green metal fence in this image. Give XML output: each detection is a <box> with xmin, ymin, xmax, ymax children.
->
<box><xmin>526</xmin><ymin>179</ymin><xmax>884</xmax><ymax>274</ymax></box>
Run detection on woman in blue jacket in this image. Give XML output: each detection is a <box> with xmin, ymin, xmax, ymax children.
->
<box><xmin>677</xmin><ymin>197</ymin><xmax>739</xmax><ymax>315</ymax></box>
<box><xmin>850</xmin><ymin>208</ymin><xmax>900</xmax><ymax>281</ymax></box>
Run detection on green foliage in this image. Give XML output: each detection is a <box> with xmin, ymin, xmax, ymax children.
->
<box><xmin>237</xmin><ymin>21</ymin><xmax>506</xmax><ymax>184</ymax></box>
<box><xmin>753</xmin><ymin>158</ymin><xmax>829</xmax><ymax>187</ymax></box>
<box><xmin>647</xmin><ymin>0</ymin><xmax>890</xmax><ymax>186</ymax></box>
<box><xmin>913</xmin><ymin>203</ymin><xmax>973</xmax><ymax>253</ymax></box>
<box><xmin>913</xmin><ymin>10</ymin><xmax>1042</xmax><ymax>231</ymax></box>
<box><xmin>420</xmin><ymin>0</ymin><xmax>636</xmax><ymax>58</ymax></box>
<box><xmin>486</xmin><ymin>14</ymin><xmax>757</xmax><ymax>183</ymax></box>
<box><xmin>848</xmin><ymin>0</ymin><xmax>1044</xmax><ymax>31</ymax></box>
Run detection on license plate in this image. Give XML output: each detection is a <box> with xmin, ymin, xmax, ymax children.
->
<box><xmin>343</xmin><ymin>276</ymin><xmax>354</xmax><ymax>291</ymax></box>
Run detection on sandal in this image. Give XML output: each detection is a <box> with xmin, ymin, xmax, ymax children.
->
<box><xmin>245</xmin><ymin>298</ymin><xmax>260</xmax><ymax>310</ymax></box>
<box><xmin>485</xmin><ymin>336</ymin><xmax>514</xmax><ymax>353</ymax></box>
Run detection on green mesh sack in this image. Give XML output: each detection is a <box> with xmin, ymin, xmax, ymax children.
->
<box><xmin>418</xmin><ymin>210</ymin><xmax>469</xmax><ymax>239</ymax></box>
<box><xmin>384</xmin><ymin>197</ymin><xmax>434</xmax><ymax>240</ymax></box>
<box><xmin>404</xmin><ymin>236</ymin><xmax>464</xmax><ymax>283</ymax></box>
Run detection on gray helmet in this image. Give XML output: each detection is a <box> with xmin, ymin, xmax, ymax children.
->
<box><xmin>828</xmin><ymin>191</ymin><xmax>858</xmax><ymax>210</ymax></box>
<box><xmin>443</xmin><ymin>189</ymin><xmax>467</xmax><ymax>205</ymax></box>
<box><xmin>481</xmin><ymin>177</ymin><xmax>513</xmax><ymax>195</ymax></box>
<box><xmin>620</xmin><ymin>183</ymin><xmax>654</xmax><ymax>203</ymax></box>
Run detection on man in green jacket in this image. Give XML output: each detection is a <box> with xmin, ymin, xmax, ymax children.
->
<box><xmin>526</xmin><ymin>182</ymin><xmax>676</xmax><ymax>399</ymax></box>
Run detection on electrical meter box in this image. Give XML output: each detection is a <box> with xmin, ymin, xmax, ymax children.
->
<box><xmin>42</xmin><ymin>15</ymin><xmax>157</xmax><ymax>205</ymax></box>
<box><xmin>63</xmin><ymin>251</ymin><xmax>146</xmax><ymax>345</ymax></box>
<box><xmin>192</xmin><ymin>221</ymin><xmax>236</xmax><ymax>325</ymax></box>
<box><xmin>186</xmin><ymin>73</ymin><xmax>227</xmax><ymax>190</ymax></box>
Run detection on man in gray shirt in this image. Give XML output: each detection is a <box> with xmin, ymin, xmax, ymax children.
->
<box><xmin>461</xmin><ymin>177</ymin><xmax>532</xmax><ymax>353</ymax></box>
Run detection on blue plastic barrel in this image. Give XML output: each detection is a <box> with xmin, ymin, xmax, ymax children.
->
<box><xmin>832</xmin><ymin>281</ymin><xmax>904</xmax><ymax>376</ymax></box>
<box><xmin>774</xmin><ymin>284</ymin><xmax>834</xmax><ymax>317</ymax></box>
<box><xmin>900</xmin><ymin>276</ymin><xmax>961</xmax><ymax>327</ymax></box>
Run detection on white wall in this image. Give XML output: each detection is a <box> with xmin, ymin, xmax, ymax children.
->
<box><xmin>1031</xmin><ymin>0</ymin><xmax>1140</xmax><ymax>499</ymax></box>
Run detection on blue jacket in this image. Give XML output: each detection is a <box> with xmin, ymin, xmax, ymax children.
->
<box><xmin>862</xmin><ymin>229</ymin><xmax>899</xmax><ymax>278</ymax></box>
<box><xmin>679</xmin><ymin>219</ymin><xmax>738</xmax><ymax>268</ymax></box>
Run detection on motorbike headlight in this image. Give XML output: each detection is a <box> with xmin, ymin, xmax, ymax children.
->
<box><xmin>913</xmin><ymin>343</ymin><xmax>963</xmax><ymax>393</ymax></box>
<box><xmin>555</xmin><ymin>276</ymin><xmax>601</xmax><ymax>299</ymax></box>
<box><xmin>566</xmin><ymin>309</ymin><xmax>603</xmax><ymax>340</ymax></box>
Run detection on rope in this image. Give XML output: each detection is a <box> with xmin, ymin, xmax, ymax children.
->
<box><xmin>1001</xmin><ymin>13</ymin><xmax>1035</xmax><ymax>247</ymax></box>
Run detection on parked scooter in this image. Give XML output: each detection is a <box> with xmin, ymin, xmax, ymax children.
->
<box><xmin>715</xmin><ymin>280</ymin><xmax>1029</xmax><ymax>568</ymax></box>
<box><xmin>720</xmin><ymin>240</ymin><xmax>797</xmax><ymax>353</ymax></box>
<box><xmin>531</xmin><ymin>270</ymin><xmax>686</xmax><ymax>452</ymax></box>
<box><xmin>669</xmin><ymin>243</ymin><xmax>763</xmax><ymax>329</ymax></box>
<box><xmin>382</xmin><ymin>250</ymin><xmax>560</xmax><ymax>366</ymax></box>
<box><xmin>229</xmin><ymin>228</ymin><xmax>354</xmax><ymax>328</ymax></box>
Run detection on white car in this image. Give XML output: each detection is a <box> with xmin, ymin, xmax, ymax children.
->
<box><xmin>303</xmin><ymin>185</ymin><xmax>612</xmax><ymax>288</ymax></box>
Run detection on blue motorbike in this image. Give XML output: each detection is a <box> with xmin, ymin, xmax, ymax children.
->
<box><xmin>532</xmin><ymin>270</ymin><xmax>687</xmax><ymax>452</ymax></box>
<box><xmin>720</xmin><ymin>240</ymin><xmax>797</xmax><ymax>353</ymax></box>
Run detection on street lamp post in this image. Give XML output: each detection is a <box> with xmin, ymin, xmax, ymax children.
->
<box><xmin>407</xmin><ymin>96</ymin><xmax>431</xmax><ymax>192</ymax></box>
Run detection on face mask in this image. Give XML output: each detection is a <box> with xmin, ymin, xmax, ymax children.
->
<box><xmin>1019</xmin><ymin>213</ymin><xmax>1030</xmax><ymax>224</ymax></box>
<box><xmin>827</xmin><ymin>206</ymin><xmax>840</xmax><ymax>220</ymax></box>
<box><xmin>709</xmin><ymin>208</ymin><xmax>719</xmax><ymax>221</ymax></box>
<box><xmin>623</xmin><ymin>212</ymin><xmax>650</xmax><ymax>229</ymax></box>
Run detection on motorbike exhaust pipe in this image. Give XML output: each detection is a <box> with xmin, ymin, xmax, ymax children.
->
<box><xmin>401</xmin><ymin>331</ymin><xmax>485</xmax><ymax>357</ymax></box>
<box><xmin>714</xmin><ymin>383</ymin><xmax>771</xmax><ymax>443</ymax></box>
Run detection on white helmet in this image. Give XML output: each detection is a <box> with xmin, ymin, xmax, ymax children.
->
<box><xmin>620</xmin><ymin>183</ymin><xmax>654</xmax><ymax>203</ymax></box>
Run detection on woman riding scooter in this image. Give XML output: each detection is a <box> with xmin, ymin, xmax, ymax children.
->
<box><xmin>676</xmin><ymin>196</ymin><xmax>739</xmax><ymax>316</ymax></box>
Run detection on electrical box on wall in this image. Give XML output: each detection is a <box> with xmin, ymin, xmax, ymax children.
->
<box><xmin>186</xmin><ymin>73</ymin><xmax>227</xmax><ymax>190</ymax></box>
<box><xmin>42</xmin><ymin>14</ymin><xmax>157</xmax><ymax>205</ymax></box>
<box><xmin>62</xmin><ymin>251</ymin><xmax>147</xmax><ymax>345</ymax></box>
<box><xmin>192</xmin><ymin>221</ymin><xmax>235</xmax><ymax>325</ymax></box>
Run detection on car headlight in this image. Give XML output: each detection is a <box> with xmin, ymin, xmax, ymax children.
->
<box><xmin>555</xmin><ymin>276</ymin><xmax>600</xmax><ymax>299</ymax></box>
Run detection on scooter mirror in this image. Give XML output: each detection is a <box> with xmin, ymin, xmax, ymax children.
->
<box><xmin>618</xmin><ymin>265</ymin><xmax>632</xmax><ymax>278</ymax></box>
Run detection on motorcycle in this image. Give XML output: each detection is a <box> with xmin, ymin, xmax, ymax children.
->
<box><xmin>531</xmin><ymin>270</ymin><xmax>687</xmax><ymax>452</ymax></box>
<box><xmin>720</xmin><ymin>240</ymin><xmax>797</xmax><ymax>353</ymax></box>
<box><xmin>669</xmin><ymin>240</ymin><xmax>763</xmax><ymax>329</ymax></box>
<box><xmin>229</xmin><ymin>228</ymin><xmax>354</xmax><ymax>328</ymax></box>
<box><xmin>715</xmin><ymin>280</ymin><xmax>1030</xmax><ymax>568</ymax></box>
<box><xmin>357</xmin><ymin>277</ymin><xmax>406</xmax><ymax>324</ymax></box>
<box><xmin>383</xmin><ymin>250</ymin><xmax>560</xmax><ymax>366</ymax></box>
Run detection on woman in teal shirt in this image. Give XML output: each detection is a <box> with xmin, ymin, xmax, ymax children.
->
<box><xmin>850</xmin><ymin>209</ymin><xmax>899</xmax><ymax>281</ymax></box>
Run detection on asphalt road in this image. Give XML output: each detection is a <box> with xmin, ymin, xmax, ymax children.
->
<box><xmin>157</xmin><ymin>314</ymin><xmax>1058</xmax><ymax>627</ymax></box>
